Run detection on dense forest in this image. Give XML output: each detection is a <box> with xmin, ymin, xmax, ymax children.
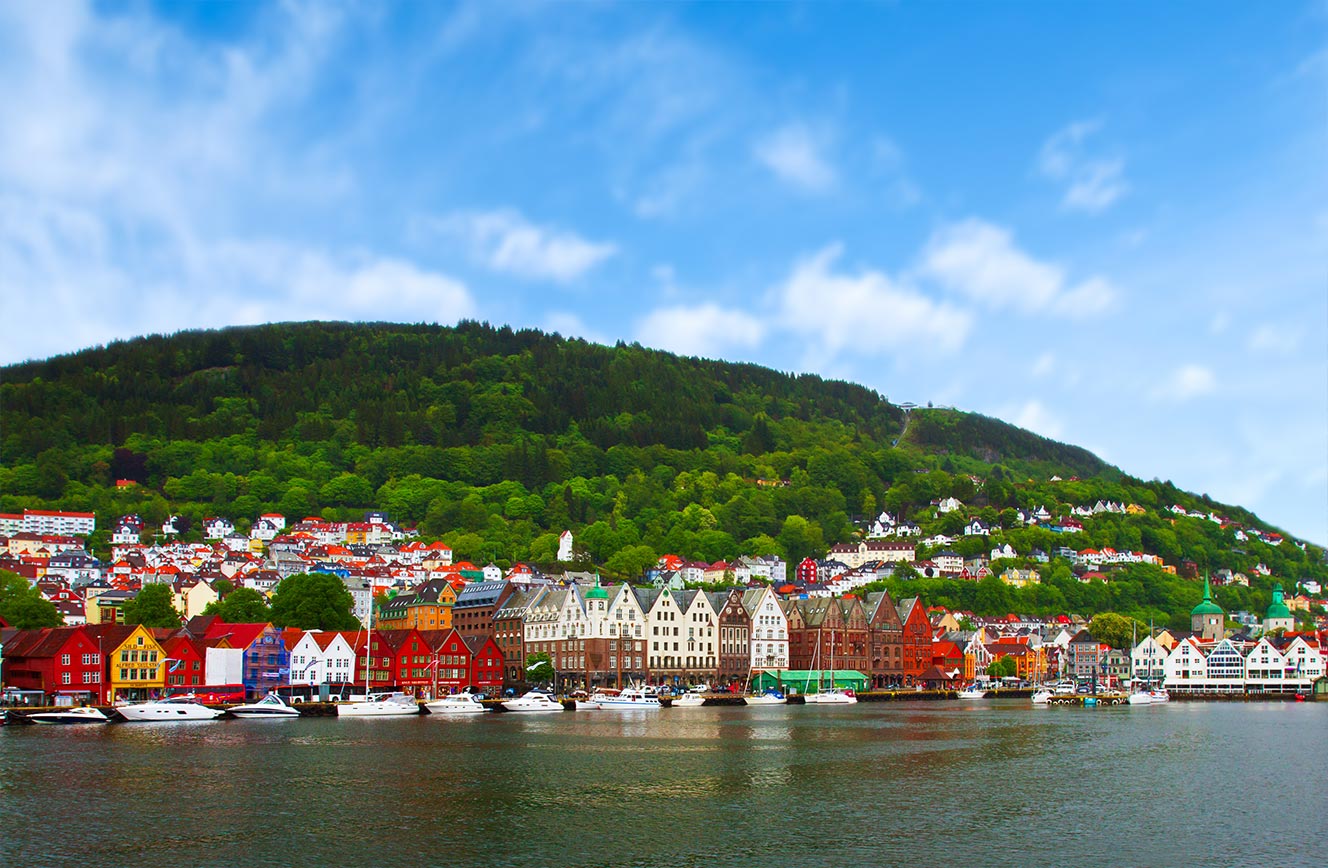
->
<box><xmin>2</xmin><ymin>321</ymin><xmax>1323</xmax><ymax>627</ymax></box>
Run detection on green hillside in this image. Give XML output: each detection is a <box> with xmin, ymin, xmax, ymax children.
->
<box><xmin>2</xmin><ymin>321</ymin><xmax>1323</xmax><ymax>627</ymax></box>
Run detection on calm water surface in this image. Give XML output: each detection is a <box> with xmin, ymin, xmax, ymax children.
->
<box><xmin>1</xmin><ymin>700</ymin><xmax>1322</xmax><ymax>868</ymax></box>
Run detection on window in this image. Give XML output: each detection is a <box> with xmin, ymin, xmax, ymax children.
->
<box><xmin>62</xmin><ymin>672</ymin><xmax>71</xmax><ymax>684</ymax></box>
<box><xmin>61</xmin><ymin>653</ymin><xmax>71</xmax><ymax>666</ymax></box>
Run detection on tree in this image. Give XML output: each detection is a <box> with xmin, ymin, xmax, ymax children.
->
<box><xmin>268</xmin><ymin>572</ymin><xmax>359</xmax><ymax>630</ymax></box>
<box><xmin>525</xmin><ymin>652</ymin><xmax>554</xmax><ymax>685</ymax></box>
<box><xmin>987</xmin><ymin>656</ymin><xmax>1017</xmax><ymax>679</ymax></box>
<box><xmin>203</xmin><ymin>587</ymin><xmax>271</xmax><ymax>623</ymax></box>
<box><xmin>1088</xmin><ymin>612</ymin><xmax>1144</xmax><ymax>650</ymax></box>
<box><xmin>122</xmin><ymin>583</ymin><xmax>182</xmax><ymax>628</ymax></box>
<box><xmin>0</xmin><ymin>570</ymin><xmax>61</xmax><ymax>629</ymax></box>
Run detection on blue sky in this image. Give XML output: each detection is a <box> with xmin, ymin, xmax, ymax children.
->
<box><xmin>2</xmin><ymin>1</ymin><xmax>1325</xmax><ymax>544</ymax></box>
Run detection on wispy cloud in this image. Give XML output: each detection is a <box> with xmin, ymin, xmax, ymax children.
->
<box><xmin>917</xmin><ymin>218</ymin><xmax>1116</xmax><ymax>317</ymax></box>
<box><xmin>428</xmin><ymin>209</ymin><xmax>616</xmax><ymax>283</ymax></box>
<box><xmin>1038</xmin><ymin>120</ymin><xmax>1128</xmax><ymax>213</ymax></box>
<box><xmin>754</xmin><ymin>124</ymin><xmax>837</xmax><ymax>193</ymax></box>
<box><xmin>1151</xmin><ymin>363</ymin><xmax>1217</xmax><ymax>401</ymax></box>
<box><xmin>635</xmin><ymin>303</ymin><xmax>766</xmax><ymax>358</ymax></box>
<box><xmin>1007</xmin><ymin>400</ymin><xmax>1065</xmax><ymax>440</ymax></box>
<box><xmin>779</xmin><ymin>244</ymin><xmax>972</xmax><ymax>357</ymax></box>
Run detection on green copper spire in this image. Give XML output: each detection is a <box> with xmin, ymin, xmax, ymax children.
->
<box><xmin>1191</xmin><ymin>575</ymin><xmax>1223</xmax><ymax>617</ymax></box>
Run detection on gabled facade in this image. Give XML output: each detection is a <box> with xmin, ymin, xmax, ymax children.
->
<box><xmin>713</xmin><ymin>590</ymin><xmax>750</xmax><ymax>687</ymax></box>
<box><xmin>743</xmin><ymin>585</ymin><xmax>789</xmax><ymax>672</ymax></box>
<box><xmin>896</xmin><ymin>597</ymin><xmax>934</xmax><ymax>685</ymax></box>
<box><xmin>865</xmin><ymin>590</ymin><xmax>904</xmax><ymax>688</ymax></box>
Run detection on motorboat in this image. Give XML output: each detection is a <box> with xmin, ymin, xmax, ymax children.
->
<box><xmin>669</xmin><ymin>692</ymin><xmax>705</xmax><ymax>708</ymax></box>
<box><xmin>425</xmin><ymin>691</ymin><xmax>489</xmax><ymax>715</ymax></box>
<box><xmin>1031</xmin><ymin>688</ymin><xmax>1054</xmax><ymax>705</ymax></box>
<box><xmin>1128</xmin><ymin>688</ymin><xmax>1169</xmax><ymax>706</ymax></box>
<box><xmin>229</xmin><ymin>693</ymin><xmax>301</xmax><ymax>719</ymax></box>
<box><xmin>501</xmin><ymin>690</ymin><xmax>564</xmax><ymax>713</ymax></box>
<box><xmin>744</xmin><ymin>691</ymin><xmax>786</xmax><ymax>706</ymax></box>
<box><xmin>117</xmin><ymin>695</ymin><xmax>225</xmax><ymax>722</ymax></box>
<box><xmin>27</xmin><ymin>706</ymin><xmax>112</xmax><ymax>725</ymax></box>
<box><xmin>336</xmin><ymin>692</ymin><xmax>420</xmax><ymax>717</ymax></box>
<box><xmin>957</xmin><ymin>684</ymin><xmax>989</xmax><ymax>700</ymax></box>
<box><xmin>598</xmin><ymin>687</ymin><xmax>661</xmax><ymax>709</ymax></box>
<box><xmin>803</xmin><ymin>688</ymin><xmax>857</xmax><ymax>705</ymax></box>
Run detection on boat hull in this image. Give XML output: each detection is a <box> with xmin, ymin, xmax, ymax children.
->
<box><xmin>803</xmin><ymin>693</ymin><xmax>857</xmax><ymax>705</ymax></box>
<box><xmin>424</xmin><ymin>700</ymin><xmax>487</xmax><ymax>715</ymax></box>
<box><xmin>229</xmin><ymin>708</ymin><xmax>301</xmax><ymax>718</ymax></box>
<box><xmin>27</xmin><ymin>709</ymin><xmax>111</xmax><ymax>724</ymax></box>
<box><xmin>118</xmin><ymin>703</ymin><xmax>223</xmax><ymax>722</ymax></box>
<box><xmin>337</xmin><ymin>703</ymin><xmax>419</xmax><ymax>717</ymax></box>
<box><xmin>743</xmin><ymin>695</ymin><xmax>786</xmax><ymax>706</ymax></box>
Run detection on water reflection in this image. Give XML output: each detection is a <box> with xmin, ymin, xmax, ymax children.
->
<box><xmin>3</xmin><ymin>703</ymin><xmax>1324</xmax><ymax>868</ymax></box>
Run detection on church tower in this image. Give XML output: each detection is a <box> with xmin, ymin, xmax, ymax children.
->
<box><xmin>1263</xmin><ymin>584</ymin><xmax>1294</xmax><ymax>634</ymax></box>
<box><xmin>1190</xmin><ymin>576</ymin><xmax>1225</xmax><ymax>641</ymax></box>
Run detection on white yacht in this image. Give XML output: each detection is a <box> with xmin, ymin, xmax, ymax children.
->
<box><xmin>669</xmin><ymin>691</ymin><xmax>705</xmax><ymax>708</ymax></box>
<box><xmin>27</xmin><ymin>706</ymin><xmax>111</xmax><ymax>725</ymax></box>
<box><xmin>1031</xmin><ymin>688</ymin><xmax>1055</xmax><ymax>705</ymax></box>
<box><xmin>501</xmin><ymin>691</ymin><xmax>564</xmax><ymax>713</ymax></box>
<box><xmin>117</xmin><ymin>696</ymin><xmax>225</xmax><ymax>722</ymax></box>
<box><xmin>425</xmin><ymin>692</ymin><xmax>489</xmax><ymax>715</ymax></box>
<box><xmin>957</xmin><ymin>684</ymin><xmax>989</xmax><ymax>700</ymax></box>
<box><xmin>803</xmin><ymin>688</ymin><xmax>857</xmax><ymax>705</ymax></box>
<box><xmin>229</xmin><ymin>693</ymin><xmax>301</xmax><ymax>719</ymax></box>
<box><xmin>336</xmin><ymin>692</ymin><xmax>420</xmax><ymax>717</ymax></box>
<box><xmin>744</xmin><ymin>691</ymin><xmax>786</xmax><ymax>706</ymax></box>
<box><xmin>598</xmin><ymin>687</ymin><xmax>661</xmax><ymax>709</ymax></box>
<box><xmin>1127</xmin><ymin>687</ymin><xmax>1169</xmax><ymax>706</ymax></box>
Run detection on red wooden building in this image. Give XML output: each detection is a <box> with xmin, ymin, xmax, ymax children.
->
<box><xmin>1</xmin><ymin>626</ymin><xmax>105</xmax><ymax>703</ymax></box>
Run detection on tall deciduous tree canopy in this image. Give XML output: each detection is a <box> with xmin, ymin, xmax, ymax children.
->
<box><xmin>203</xmin><ymin>587</ymin><xmax>271</xmax><ymax>623</ymax></box>
<box><xmin>0</xmin><ymin>570</ymin><xmax>61</xmax><ymax>629</ymax></box>
<box><xmin>122</xmin><ymin>582</ymin><xmax>182</xmax><ymax>628</ymax></box>
<box><xmin>268</xmin><ymin>572</ymin><xmax>359</xmax><ymax>630</ymax></box>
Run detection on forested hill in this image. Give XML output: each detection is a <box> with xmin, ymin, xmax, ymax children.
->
<box><xmin>2</xmin><ymin>321</ymin><xmax>1315</xmax><ymax>605</ymax></box>
<box><xmin>3</xmin><ymin>321</ymin><xmax>1102</xmax><ymax>475</ymax></box>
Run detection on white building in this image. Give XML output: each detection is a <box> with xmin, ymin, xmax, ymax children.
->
<box><xmin>22</xmin><ymin>510</ymin><xmax>96</xmax><ymax>536</ymax></box>
<box><xmin>742</xmin><ymin>586</ymin><xmax>789</xmax><ymax>670</ymax></box>
<box><xmin>557</xmin><ymin>530</ymin><xmax>574</xmax><ymax>562</ymax></box>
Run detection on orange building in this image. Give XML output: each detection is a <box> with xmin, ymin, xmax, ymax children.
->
<box><xmin>377</xmin><ymin>578</ymin><xmax>457</xmax><ymax>631</ymax></box>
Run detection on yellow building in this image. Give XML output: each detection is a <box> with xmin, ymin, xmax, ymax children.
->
<box><xmin>999</xmin><ymin>568</ymin><xmax>1041</xmax><ymax>588</ymax></box>
<box><xmin>109</xmin><ymin>625</ymin><xmax>168</xmax><ymax>701</ymax></box>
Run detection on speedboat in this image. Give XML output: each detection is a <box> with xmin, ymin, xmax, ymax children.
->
<box><xmin>670</xmin><ymin>692</ymin><xmax>705</xmax><ymax>708</ymax></box>
<box><xmin>1031</xmin><ymin>688</ymin><xmax>1054</xmax><ymax>705</ymax></box>
<box><xmin>1128</xmin><ymin>688</ymin><xmax>1169</xmax><ymax>706</ymax></box>
<box><xmin>501</xmin><ymin>691</ymin><xmax>564</xmax><ymax>713</ymax></box>
<box><xmin>336</xmin><ymin>692</ymin><xmax>420</xmax><ymax>717</ymax></box>
<box><xmin>27</xmin><ymin>706</ymin><xmax>112</xmax><ymax>725</ymax></box>
<box><xmin>425</xmin><ymin>692</ymin><xmax>488</xmax><ymax>715</ymax></box>
<box><xmin>957</xmin><ymin>684</ymin><xmax>988</xmax><ymax>700</ymax></box>
<box><xmin>229</xmin><ymin>693</ymin><xmax>301</xmax><ymax>719</ymax></box>
<box><xmin>117</xmin><ymin>696</ymin><xmax>225</xmax><ymax>722</ymax></box>
<box><xmin>599</xmin><ymin>687</ymin><xmax>662</xmax><ymax>709</ymax></box>
<box><xmin>744</xmin><ymin>690</ymin><xmax>786</xmax><ymax>706</ymax></box>
<box><xmin>803</xmin><ymin>688</ymin><xmax>857</xmax><ymax>705</ymax></box>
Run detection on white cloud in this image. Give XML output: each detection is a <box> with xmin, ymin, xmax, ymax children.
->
<box><xmin>754</xmin><ymin>124</ymin><xmax>837</xmax><ymax>193</ymax></box>
<box><xmin>1210</xmin><ymin>311</ymin><xmax>1231</xmax><ymax>335</ymax></box>
<box><xmin>1031</xmin><ymin>353</ymin><xmax>1055</xmax><ymax>377</ymax></box>
<box><xmin>543</xmin><ymin>311</ymin><xmax>610</xmax><ymax>345</ymax></box>
<box><xmin>1152</xmin><ymin>364</ymin><xmax>1217</xmax><ymax>401</ymax></box>
<box><xmin>779</xmin><ymin>244</ymin><xmax>972</xmax><ymax>356</ymax></box>
<box><xmin>430</xmin><ymin>209</ymin><xmax>616</xmax><ymax>283</ymax></box>
<box><xmin>917</xmin><ymin>218</ymin><xmax>1117</xmax><ymax>317</ymax></box>
<box><xmin>1008</xmin><ymin>400</ymin><xmax>1064</xmax><ymax>440</ymax></box>
<box><xmin>1038</xmin><ymin>120</ymin><xmax>1128</xmax><ymax>213</ymax></box>
<box><xmin>1248</xmin><ymin>323</ymin><xmax>1301</xmax><ymax>354</ymax></box>
<box><xmin>635</xmin><ymin>303</ymin><xmax>766</xmax><ymax>358</ymax></box>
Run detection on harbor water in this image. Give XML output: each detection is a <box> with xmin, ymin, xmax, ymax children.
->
<box><xmin>2</xmin><ymin>700</ymin><xmax>1322</xmax><ymax>868</ymax></box>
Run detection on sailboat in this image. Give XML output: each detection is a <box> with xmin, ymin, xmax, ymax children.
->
<box><xmin>742</xmin><ymin>659</ymin><xmax>785</xmax><ymax>705</ymax></box>
<box><xmin>338</xmin><ymin>601</ymin><xmax>419</xmax><ymax>718</ymax></box>
<box><xmin>1128</xmin><ymin>619</ymin><xmax>1169</xmax><ymax>706</ymax></box>
<box><xmin>803</xmin><ymin>625</ymin><xmax>856</xmax><ymax>705</ymax></box>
